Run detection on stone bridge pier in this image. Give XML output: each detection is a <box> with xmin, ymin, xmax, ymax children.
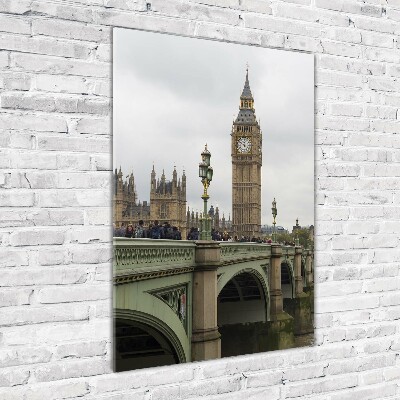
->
<box><xmin>191</xmin><ymin>241</ymin><xmax>221</xmax><ymax>361</ymax></box>
<box><xmin>304</xmin><ymin>249</ymin><xmax>314</xmax><ymax>314</ymax></box>
<box><xmin>266</xmin><ymin>244</ymin><xmax>295</xmax><ymax>350</ymax></box>
<box><xmin>283</xmin><ymin>246</ymin><xmax>313</xmax><ymax>335</ymax></box>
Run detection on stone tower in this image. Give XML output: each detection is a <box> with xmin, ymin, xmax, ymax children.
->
<box><xmin>113</xmin><ymin>167</ymin><xmax>138</xmax><ymax>226</ymax></box>
<box><xmin>231</xmin><ymin>69</ymin><xmax>262</xmax><ymax>238</ymax></box>
<box><xmin>150</xmin><ymin>166</ymin><xmax>187</xmax><ymax>238</ymax></box>
<box><xmin>113</xmin><ymin>165</ymin><xmax>187</xmax><ymax>235</ymax></box>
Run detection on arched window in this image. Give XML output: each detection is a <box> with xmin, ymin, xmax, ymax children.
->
<box><xmin>160</xmin><ymin>204</ymin><xmax>167</xmax><ymax>219</ymax></box>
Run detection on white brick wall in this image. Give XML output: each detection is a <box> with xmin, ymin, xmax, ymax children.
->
<box><xmin>0</xmin><ymin>0</ymin><xmax>399</xmax><ymax>398</ymax></box>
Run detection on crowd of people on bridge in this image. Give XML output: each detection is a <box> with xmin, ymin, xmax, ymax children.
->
<box><xmin>113</xmin><ymin>221</ymin><xmax>285</xmax><ymax>244</ymax></box>
<box><xmin>114</xmin><ymin>220</ymin><xmax>182</xmax><ymax>240</ymax></box>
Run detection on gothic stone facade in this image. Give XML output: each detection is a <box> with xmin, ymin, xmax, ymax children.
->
<box><xmin>150</xmin><ymin>166</ymin><xmax>187</xmax><ymax>238</ymax></box>
<box><xmin>231</xmin><ymin>70</ymin><xmax>262</xmax><ymax>238</ymax></box>
<box><xmin>113</xmin><ymin>166</ymin><xmax>187</xmax><ymax>237</ymax></box>
<box><xmin>186</xmin><ymin>205</ymin><xmax>232</xmax><ymax>233</ymax></box>
<box><xmin>113</xmin><ymin>167</ymin><xmax>150</xmax><ymax>228</ymax></box>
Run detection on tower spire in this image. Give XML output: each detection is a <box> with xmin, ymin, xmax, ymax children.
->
<box><xmin>241</xmin><ymin>65</ymin><xmax>253</xmax><ymax>99</ymax></box>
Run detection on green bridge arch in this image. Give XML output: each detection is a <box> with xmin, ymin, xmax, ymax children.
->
<box><xmin>115</xmin><ymin>309</ymin><xmax>186</xmax><ymax>371</ymax></box>
<box><xmin>217</xmin><ymin>263</ymin><xmax>270</xmax><ymax>321</ymax></box>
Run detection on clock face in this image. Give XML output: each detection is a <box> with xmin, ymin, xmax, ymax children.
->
<box><xmin>237</xmin><ymin>137</ymin><xmax>251</xmax><ymax>153</ymax></box>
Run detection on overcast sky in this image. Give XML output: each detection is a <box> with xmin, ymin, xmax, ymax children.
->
<box><xmin>113</xmin><ymin>28</ymin><xmax>314</xmax><ymax>229</ymax></box>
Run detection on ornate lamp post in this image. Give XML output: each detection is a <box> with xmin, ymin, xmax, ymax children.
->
<box><xmin>199</xmin><ymin>144</ymin><xmax>213</xmax><ymax>240</ymax></box>
<box><xmin>271</xmin><ymin>198</ymin><xmax>277</xmax><ymax>243</ymax></box>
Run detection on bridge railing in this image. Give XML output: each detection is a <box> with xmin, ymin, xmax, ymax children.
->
<box><xmin>281</xmin><ymin>245</ymin><xmax>296</xmax><ymax>259</ymax></box>
<box><xmin>113</xmin><ymin>238</ymin><xmax>312</xmax><ymax>281</ymax></box>
<box><xmin>219</xmin><ymin>242</ymin><xmax>272</xmax><ymax>264</ymax></box>
<box><xmin>113</xmin><ymin>238</ymin><xmax>196</xmax><ymax>277</ymax></box>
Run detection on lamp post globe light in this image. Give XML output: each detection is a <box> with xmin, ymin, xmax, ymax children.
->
<box><xmin>199</xmin><ymin>144</ymin><xmax>213</xmax><ymax>240</ymax></box>
<box><xmin>271</xmin><ymin>198</ymin><xmax>277</xmax><ymax>243</ymax></box>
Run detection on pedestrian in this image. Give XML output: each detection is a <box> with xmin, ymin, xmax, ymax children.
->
<box><xmin>172</xmin><ymin>226</ymin><xmax>181</xmax><ymax>240</ymax></box>
<box><xmin>135</xmin><ymin>220</ymin><xmax>145</xmax><ymax>238</ymax></box>
<box><xmin>162</xmin><ymin>222</ymin><xmax>174</xmax><ymax>239</ymax></box>
<box><xmin>150</xmin><ymin>220</ymin><xmax>162</xmax><ymax>239</ymax></box>
<box><xmin>146</xmin><ymin>224</ymin><xmax>153</xmax><ymax>238</ymax></box>
<box><xmin>187</xmin><ymin>227</ymin><xmax>198</xmax><ymax>240</ymax></box>
<box><xmin>125</xmin><ymin>224</ymin><xmax>134</xmax><ymax>238</ymax></box>
<box><xmin>116</xmin><ymin>223</ymin><xmax>125</xmax><ymax>237</ymax></box>
<box><xmin>187</xmin><ymin>227</ymin><xmax>194</xmax><ymax>240</ymax></box>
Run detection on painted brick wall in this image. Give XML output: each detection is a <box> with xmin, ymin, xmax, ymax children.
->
<box><xmin>1</xmin><ymin>0</ymin><xmax>399</xmax><ymax>399</ymax></box>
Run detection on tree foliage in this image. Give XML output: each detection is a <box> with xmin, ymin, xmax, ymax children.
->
<box><xmin>273</xmin><ymin>228</ymin><xmax>313</xmax><ymax>248</ymax></box>
<box><xmin>295</xmin><ymin>228</ymin><xmax>313</xmax><ymax>248</ymax></box>
<box><xmin>275</xmin><ymin>232</ymin><xmax>293</xmax><ymax>244</ymax></box>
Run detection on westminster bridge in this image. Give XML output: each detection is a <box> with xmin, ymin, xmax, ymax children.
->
<box><xmin>113</xmin><ymin>239</ymin><xmax>314</xmax><ymax>371</ymax></box>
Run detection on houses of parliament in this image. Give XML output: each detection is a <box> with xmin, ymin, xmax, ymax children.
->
<box><xmin>113</xmin><ymin>69</ymin><xmax>261</xmax><ymax>239</ymax></box>
<box><xmin>113</xmin><ymin>166</ymin><xmax>232</xmax><ymax>239</ymax></box>
<box><xmin>113</xmin><ymin>165</ymin><xmax>188</xmax><ymax>238</ymax></box>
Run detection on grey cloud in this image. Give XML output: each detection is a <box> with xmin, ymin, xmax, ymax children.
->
<box><xmin>113</xmin><ymin>28</ymin><xmax>314</xmax><ymax>229</ymax></box>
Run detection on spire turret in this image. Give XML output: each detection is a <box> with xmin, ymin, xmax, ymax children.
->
<box><xmin>150</xmin><ymin>165</ymin><xmax>156</xmax><ymax>193</ymax></box>
<box><xmin>128</xmin><ymin>172</ymin><xmax>135</xmax><ymax>196</ymax></box>
<box><xmin>181</xmin><ymin>169</ymin><xmax>186</xmax><ymax>193</ymax></box>
<box><xmin>236</xmin><ymin>67</ymin><xmax>257</xmax><ymax>124</ymax></box>
<box><xmin>241</xmin><ymin>67</ymin><xmax>253</xmax><ymax>100</ymax></box>
<box><xmin>172</xmin><ymin>165</ymin><xmax>177</xmax><ymax>184</ymax></box>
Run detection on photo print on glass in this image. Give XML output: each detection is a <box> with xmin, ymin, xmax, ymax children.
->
<box><xmin>113</xmin><ymin>28</ymin><xmax>314</xmax><ymax>372</ymax></box>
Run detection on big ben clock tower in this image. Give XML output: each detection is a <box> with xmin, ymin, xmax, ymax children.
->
<box><xmin>231</xmin><ymin>68</ymin><xmax>262</xmax><ymax>238</ymax></box>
